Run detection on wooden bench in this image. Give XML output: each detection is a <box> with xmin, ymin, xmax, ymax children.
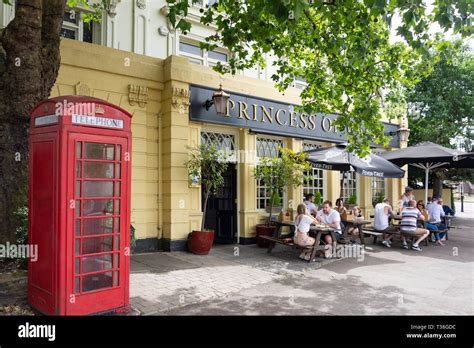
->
<box><xmin>259</xmin><ymin>235</ymin><xmax>321</xmax><ymax>262</ymax></box>
<box><xmin>360</xmin><ymin>226</ymin><xmax>384</xmax><ymax>244</ymax></box>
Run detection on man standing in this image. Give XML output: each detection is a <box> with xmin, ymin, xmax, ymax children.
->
<box><xmin>399</xmin><ymin>199</ymin><xmax>429</xmax><ymax>251</ymax></box>
<box><xmin>398</xmin><ymin>186</ymin><xmax>415</xmax><ymax>212</ymax></box>
<box><xmin>374</xmin><ymin>198</ymin><xmax>397</xmax><ymax>248</ymax></box>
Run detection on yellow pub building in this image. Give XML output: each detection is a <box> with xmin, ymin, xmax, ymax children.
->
<box><xmin>1</xmin><ymin>1</ymin><xmax>409</xmax><ymax>252</ymax></box>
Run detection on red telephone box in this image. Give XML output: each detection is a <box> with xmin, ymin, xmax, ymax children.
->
<box><xmin>28</xmin><ymin>96</ymin><xmax>132</xmax><ymax>315</ymax></box>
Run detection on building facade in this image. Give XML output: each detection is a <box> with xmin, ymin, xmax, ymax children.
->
<box><xmin>1</xmin><ymin>1</ymin><xmax>408</xmax><ymax>252</ymax></box>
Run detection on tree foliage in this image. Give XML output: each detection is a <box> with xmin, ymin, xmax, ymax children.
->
<box><xmin>406</xmin><ymin>40</ymin><xmax>473</xmax><ymax>187</ymax></box>
<box><xmin>254</xmin><ymin>147</ymin><xmax>312</xmax><ymax>225</ymax></box>
<box><xmin>166</xmin><ymin>0</ymin><xmax>473</xmax><ymax>156</ymax></box>
<box><xmin>185</xmin><ymin>144</ymin><xmax>229</xmax><ymax>231</ymax></box>
<box><xmin>407</xmin><ymin>40</ymin><xmax>473</xmax><ymax>148</ymax></box>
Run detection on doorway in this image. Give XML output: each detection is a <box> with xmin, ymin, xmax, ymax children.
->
<box><xmin>202</xmin><ymin>164</ymin><xmax>237</xmax><ymax>244</ymax></box>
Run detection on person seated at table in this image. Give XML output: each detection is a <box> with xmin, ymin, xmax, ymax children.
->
<box><xmin>293</xmin><ymin>203</ymin><xmax>318</xmax><ymax>261</ymax></box>
<box><xmin>303</xmin><ymin>193</ymin><xmax>319</xmax><ymax>217</ymax></box>
<box><xmin>334</xmin><ymin>198</ymin><xmax>347</xmax><ymax>215</ymax></box>
<box><xmin>427</xmin><ymin>197</ymin><xmax>447</xmax><ymax>235</ymax></box>
<box><xmin>438</xmin><ymin>198</ymin><xmax>455</xmax><ymax>216</ymax></box>
<box><xmin>316</xmin><ymin>200</ymin><xmax>342</xmax><ymax>245</ymax></box>
<box><xmin>334</xmin><ymin>197</ymin><xmax>347</xmax><ymax>232</ymax></box>
<box><xmin>374</xmin><ymin>198</ymin><xmax>397</xmax><ymax>248</ymax></box>
<box><xmin>398</xmin><ymin>186</ymin><xmax>415</xmax><ymax>212</ymax></box>
<box><xmin>399</xmin><ymin>199</ymin><xmax>429</xmax><ymax>251</ymax></box>
<box><xmin>347</xmin><ymin>206</ymin><xmax>363</xmax><ymax>239</ymax></box>
<box><xmin>417</xmin><ymin>200</ymin><xmax>446</xmax><ymax>246</ymax></box>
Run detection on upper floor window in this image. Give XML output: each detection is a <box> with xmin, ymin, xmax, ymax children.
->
<box><xmin>292</xmin><ymin>76</ymin><xmax>308</xmax><ymax>90</ymax></box>
<box><xmin>179</xmin><ymin>40</ymin><xmax>228</xmax><ymax>67</ymax></box>
<box><xmin>61</xmin><ymin>8</ymin><xmax>101</xmax><ymax>44</ymax></box>
<box><xmin>193</xmin><ymin>0</ymin><xmax>218</xmax><ymax>7</ymax></box>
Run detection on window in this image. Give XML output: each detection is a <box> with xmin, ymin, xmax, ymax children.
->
<box><xmin>192</xmin><ymin>0</ymin><xmax>218</xmax><ymax>7</ymax></box>
<box><xmin>179</xmin><ymin>41</ymin><xmax>204</xmax><ymax>65</ymax></box>
<box><xmin>61</xmin><ymin>8</ymin><xmax>101</xmax><ymax>44</ymax></box>
<box><xmin>201</xmin><ymin>131</ymin><xmax>235</xmax><ymax>161</ymax></box>
<box><xmin>256</xmin><ymin>138</ymin><xmax>284</xmax><ymax>210</ymax></box>
<box><xmin>208</xmin><ymin>50</ymin><xmax>228</xmax><ymax>68</ymax></box>
<box><xmin>256</xmin><ymin>138</ymin><xmax>283</xmax><ymax>159</ymax></box>
<box><xmin>340</xmin><ymin>171</ymin><xmax>357</xmax><ymax>202</ymax></box>
<box><xmin>292</xmin><ymin>76</ymin><xmax>308</xmax><ymax>90</ymax></box>
<box><xmin>179</xmin><ymin>39</ymin><xmax>228</xmax><ymax>67</ymax></box>
<box><xmin>372</xmin><ymin>177</ymin><xmax>386</xmax><ymax>206</ymax></box>
<box><xmin>302</xmin><ymin>143</ymin><xmax>325</xmax><ymax>201</ymax></box>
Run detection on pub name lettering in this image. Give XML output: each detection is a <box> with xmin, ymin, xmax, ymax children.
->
<box><xmin>224</xmin><ymin>99</ymin><xmax>338</xmax><ymax>133</ymax></box>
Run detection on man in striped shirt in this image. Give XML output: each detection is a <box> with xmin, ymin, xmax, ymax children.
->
<box><xmin>399</xmin><ymin>199</ymin><xmax>429</xmax><ymax>251</ymax></box>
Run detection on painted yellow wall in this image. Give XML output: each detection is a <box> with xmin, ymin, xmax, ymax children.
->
<box><xmin>52</xmin><ymin>39</ymin><xmax>164</xmax><ymax>243</ymax></box>
<box><xmin>413</xmin><ymin>189</ymin><xmax>453</xmax><ymax>207</ymax></box>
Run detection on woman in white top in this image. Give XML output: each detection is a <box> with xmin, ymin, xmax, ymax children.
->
<box><xmin>294</xmin><ymin>203</ymin><xmax>318</xmax><ymax>261</ymax></box>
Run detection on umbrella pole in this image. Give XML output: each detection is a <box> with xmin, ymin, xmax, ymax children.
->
<box><xmin>340</xmin><ymin>171</ymin><xmax>345</xmax><ymax>199</ymax></box>
<box><xmin>425</xmin><ymin>167</ymin><xmax>429</xmax><ymax>204</ymax></box>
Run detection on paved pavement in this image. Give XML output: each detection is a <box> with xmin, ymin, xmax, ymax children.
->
<box><xmin>131</xmin><ymin>202</ymin><xmax>474</xmax><ymax>315</ymax></box>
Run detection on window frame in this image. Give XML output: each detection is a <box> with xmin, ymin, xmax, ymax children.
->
<box><xmin>61</xmin><ymin>6</ymin><xmax>101</xmax><ymax>44</ymax></box>
<box><xmin>302</xmin><ymin>142</ymin><xmax>326</xmax><ymax>203</ymax></box>
<box><xmin>340</xmin><ymin>171</ymin><xmax>358</xmax><ymax>203</ymax></box>
<box><xmin>371</xmin><ymin>176</ymin><xmax>387</xmax><ymax>207</ymax></box>
<box><xmin>255</xmin><ymin>136</ymin><xmax>285</xmax><ymax>211</ymax></box>
<box><xmin>179</xmin><ymin>38</ymin><xmax>229</xmax><ymax>68</ymax></box>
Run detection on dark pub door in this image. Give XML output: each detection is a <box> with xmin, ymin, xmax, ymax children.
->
<box><xmin>202</xmin><ymin>164</ymin><xmax>237</xmax><ymax>244</ymax></box>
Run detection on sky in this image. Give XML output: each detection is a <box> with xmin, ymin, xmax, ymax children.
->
<box><xmin>389</xmin><ymin>1</ymin><xmax>473</xmax><ymax>49</ymax></box>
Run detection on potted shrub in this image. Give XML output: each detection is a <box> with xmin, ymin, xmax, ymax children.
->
<box><xmin>266</xmin><ymin>191</ymin><xmax>283</xmax><ymax>214</ymax></box>
<box><xmin>372</xmin><ymin>191</ymin><xmax>384</xmax><ymax>208</ymax></box>
<box><xmin>314</xmin><ymin>191</ymin><xmax>323</xmax><ymax>210</ymax></box>
<box><xmin>254</xmin><ymin>148</ymin><xmax>312</xmax><ymax>247</ymax></box>
<box><xmin>185</xmin><ymin>144</ymin><xmax>229</xmax><ymax>255</ymax></box>
<box><xmin>345</xmin><ymin>192</ymin><xmax>358</xmax><ymax>210</ymax></box>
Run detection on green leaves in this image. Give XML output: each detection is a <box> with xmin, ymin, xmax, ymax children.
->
<box><xmin>254</xmin><ymin>147</ymin><xmax>312</xmax><ymax>224</ymax></box>
<box><xmin>407</xmin><ymin>39</ymin><xmax>473</xmax><ymax>149</ymax></box>
<box><xmin>166</xmin><ymin>0</ymin><xmax>472</xmax><ymax>156</ymax></box>
<box><xmin>186</xmin><ymin>144</ymin><xmax>230</xmax><ymax>230</ymax></box>
<box><xmin>254</xmin><ymin>147</ymin><xmax>312</xmax><ymax>198</ymax></box>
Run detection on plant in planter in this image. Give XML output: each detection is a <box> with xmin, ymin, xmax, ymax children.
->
<box><xmin>372</xmin><ymin>191</ymin><xmax>384</xmax><ymax>208</ymax></box>
<box><xmin>345</xmin><ymin>192</ymin><xmax>358</xmax><ymax>210</ymax></box>
<box><xmin>185</xmin><ymin>144</ymin><xmax>229</xmax><ymax>255</ymax></box>
<box><xmin>254</xmin><ymin>148</ymin><xmax>312</xmax><ymax>247</ymax></box>
<box><xmin>314</xmin><ymin>191</ymin><xmax>323</xmax><ymax>209</ymax></box>
<box><xmin>266</xmin><ymin>190</ymin><xmax>283</xmax><ymax>214</ymax></box>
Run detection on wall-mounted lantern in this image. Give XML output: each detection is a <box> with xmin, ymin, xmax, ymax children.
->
<box><xmin>204</xmin><ymin>84</ymin><xmax>230</xmax><ymax>115</ymax></box>
<box><xmin>387</xmin><ymin>119</ymin><xmax>410</xmax><ymax>143</ymax></box>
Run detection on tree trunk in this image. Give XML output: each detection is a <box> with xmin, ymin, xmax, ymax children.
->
<box><xmin>432</xmin><ymin>176</ymin><xmax>444</xmax><ymax>199</ymax></box>
<box><xmin>0</xmin><ymin>0</ymin><xmax>66</xmax><ymax>243</ymax></box>
<box><xmin>340</xmin><ymin>171</ymin><xmax>345</xmax><ymax>199</ymax></box>
<box><xmin>201</xmin><ymin>188</ymin><xmax>211</xmax><ymax>231</ymax></box>
<box><xmin>267</xmin><ymin>188</ymin><xmax>274</xmax><ymax>227</ymax></box>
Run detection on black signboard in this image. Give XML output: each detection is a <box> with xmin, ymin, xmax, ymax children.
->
<box><xmin>189</xmin><ymin>85</ymin><xmax>400</xmax><ymax>148</ymax></box>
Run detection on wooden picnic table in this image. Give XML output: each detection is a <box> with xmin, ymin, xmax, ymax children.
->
<box><xmin>341</xmin><ymin>218</ymin><xmax>372</xmax><ymax>245</ymax></box>
<box><xmin>442</xmin><ymin>215</ymin><xmax>455</xmax><ymax>240</ymax></box>
<box><xmin>270</xmin><ymin>220</ymin><xmax>296</xmax><ymax>239</ymax></box>
<box><xmin>265</xmin><ymin>220</ymin><xmax>337</xmax><ymax>261</ymax></box>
